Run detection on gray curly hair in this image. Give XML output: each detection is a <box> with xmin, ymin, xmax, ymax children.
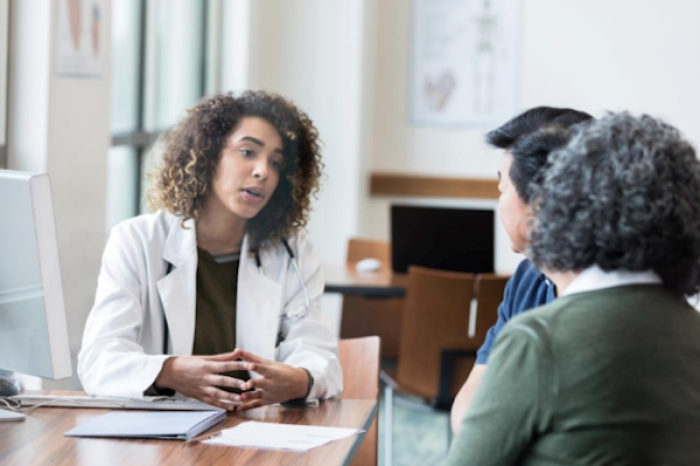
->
<box><xmin>529</xmin><ymin>112</ymin><xmax>700</xmax><ymax>296</ymax></box>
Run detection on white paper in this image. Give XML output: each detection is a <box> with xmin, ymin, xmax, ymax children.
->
<box><xmin>204</xmin><ymin>421</ymin><xmax>362</xmax><ymax>452</ymax></box>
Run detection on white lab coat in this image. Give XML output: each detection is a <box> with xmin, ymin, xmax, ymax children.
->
<box><xmin>77</xmin><ymin>210</ymin><xmax>342</xmax><ymax>400</ymax></box>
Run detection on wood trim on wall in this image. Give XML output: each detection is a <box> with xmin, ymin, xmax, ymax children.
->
<box><xmin>370</xmin><ymin>172</ymin><xmax>499</xmax><ymax>200</ymax></box>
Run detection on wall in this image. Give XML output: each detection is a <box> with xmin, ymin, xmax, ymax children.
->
<box><xmin>366</xmin><ymin>0</ymin><xmax>520</xmax><ymax>273</ymax></box>
<box><xmin>8</xmin><ymin>0</ymin><xmax>111</xmax><ymax>389</ymax></box>
<box><xmin>519</xmin><ymin>0</ymin><xmax>700</xmax><ymax>141</ymax></box>
<box><xmin>227</xmin><ymin>0</ymin><xmax>700</xmax><ymax>321</ymax></box>
<box><xmin>364</xmin><ymin>0</ymin><xmax>700</xmax><ymax>274</ymax></box>
<box><xmin>244</xmin><ymin>0</ymin><xmax>376</xmax><ymax>265</ymax></box>
<box><xmin>0</xmin><ymin>0</ymin><xmax>8</xmax><ymax>154</ymax></box>
<box><xmin>227</xmin><ymin>0</ymin><xmax>377</xmax><ymax>332</ymax></box>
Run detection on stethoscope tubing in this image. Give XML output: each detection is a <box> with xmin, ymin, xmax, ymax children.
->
<box><xmin>256</xmin><ymin>239</ymin><xmax>311</xmax><ymax>322</ymax></box>
<box><xmin>257</xmin><ymin>239</ymin><xmax>311</xmax><ymax>353</ymax></box>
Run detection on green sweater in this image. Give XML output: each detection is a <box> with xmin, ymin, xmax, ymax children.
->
<box><xmin>447</xmin><ymin>285</ymin><xmax>700</xmax><ymax>466</ymax></box>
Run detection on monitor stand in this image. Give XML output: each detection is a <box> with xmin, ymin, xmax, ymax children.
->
<box><xmin>0</xmin><ymin>371</ymin><xmax>20</xmax><ymax>397</ymax></box>
<box><xmin>0</xmin><ymin>371</ymin><xmax>24</xmax><ymax>421</ymax></box>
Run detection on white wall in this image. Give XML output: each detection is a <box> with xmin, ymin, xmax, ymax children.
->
<box><xmin>8</xmin><ymin>0</ymin><xmax>111</xmax><ymax>389</ymax></box>
<box><xmin>228</xmin><ymin>0</ymin><xmax>700</xmax><ymax>284</ymax></box>
<box><xmin>219</xmin><ymin>0</ymin><xmax>251</xmax><ymax>94</ymax></box>
<box><xmin>219</xmin><ymin>0</ymin><xmax>379</xmax><ymax>266</ymax></box>
<box><xmin>363</xmin><ymin>0</ymin><xmax>700</xmax><ymax>274</ymax></box>
<box><xmin>0</xmin><ymin>0</ymin><xmax>8</xmax><ymax>150</ymax></box>
<box><xmin>224</xmin><ymin>0</ymin><xmax>378</xmax><ymax>332</ymax></box>
<box><xmin>243</xmin><ymin>0</ymin><xmax>375</xmax><ymax>265</ymax></box>
<box><xmin>519</xmin><ymin>0</ymin><xmax>700</xmax><ymax>144</ymax></box>
<box><xmin>366</xmin><ymin>0</ymin><xmax>520</xmax><ymax>273</ymax></box>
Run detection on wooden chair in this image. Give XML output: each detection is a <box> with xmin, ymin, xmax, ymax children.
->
<box><xmin>380</xmin><ymin>266</ymin><xmax>476</xmax><ymax>466</ymax></box>
<box><xmin>345</xmin><ymin>238</ymin><xmax>391</xmax><ymax>272</ymax></box>
<box><xmin>338</xmin><ymin>337</ymin><xmax>381</xmax><ymax>466</ymax></box>
<box><xmin>435</xmin><ymin>273</ymin><xmax>510</xmax><ymax>413</ymax></box>
<box><xmin>340</xmin><ymin>239</ymin><xmax>403</xmax><ymax>359</ymax></box>
<box><xmin>473</xmin><ymin>274</ymin><xmax>510</xmax><ymax>344</ymax></box>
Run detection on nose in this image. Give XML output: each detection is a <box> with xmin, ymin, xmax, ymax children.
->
<box><xmin>252</xmin><ymin>158</ymin><xmax>268</xmax><ymax>180</ymax></box>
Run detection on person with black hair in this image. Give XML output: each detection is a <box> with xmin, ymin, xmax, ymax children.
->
<box><xmin>450</xmin><ymin>107</ymin><xmax>593</xmax><ymax>433</ymax></box>
<box><xmin>447</xmin><ymin>112</ymin><xmax>700</xmax><ymax>465</ymax></box>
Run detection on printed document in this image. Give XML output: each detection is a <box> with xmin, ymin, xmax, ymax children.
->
<box><xmin>204</xmin><ymin>421</ymin><xmax>362</xmax><ymax>451</ymax></box>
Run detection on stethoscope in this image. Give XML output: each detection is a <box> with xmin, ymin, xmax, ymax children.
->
<box><xmin>255</xmin><ymin>238</ymin><xmax>311</xmax><ymax>323</ymax></box>
<box><xmin>256</xmin><ymin>239</ymin><xmax>311</xmax><ymax>349</ymax></box>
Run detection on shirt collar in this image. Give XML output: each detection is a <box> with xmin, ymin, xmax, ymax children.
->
<box><xmin>562</xmin><ymin>265</ymin><xmax>662</xmax><ymax>297</ymax></box>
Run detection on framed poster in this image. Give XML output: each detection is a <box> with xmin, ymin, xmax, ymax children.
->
<box><xmin>55</xmin><ymin>0</ymin><xmax>106</xmax><ymax>77</ymax></box>
<box><xmin>409</xmin><ymin>0</ymin><xmax>522</xmax><ymax>126</ymax></box>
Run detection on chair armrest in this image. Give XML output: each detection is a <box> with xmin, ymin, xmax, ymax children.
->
<box><xmin>436</xmin><ymin>348</ymin><xmax>478</xmax><ymax>410</ymax></box>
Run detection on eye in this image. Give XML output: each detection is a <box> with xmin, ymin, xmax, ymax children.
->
<box><xmin>240</xmin><ymin>149</ymin><xmax>255</xmax><ymax>158</ymax></box>
<box><xmin>270</xmin><ymin>158</ymin><xmax>283</xmax><ymax>170</ymax></box>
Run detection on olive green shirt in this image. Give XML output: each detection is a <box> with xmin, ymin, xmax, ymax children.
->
<box><xmin>447</xmin><ymin>285</ymin><xmax>700</xmax><ymax>466</ymax></box>
<box><xmin>193</xmin><ymin>247</ymin><xmax>249</xmax><ymax>385</ymax></box>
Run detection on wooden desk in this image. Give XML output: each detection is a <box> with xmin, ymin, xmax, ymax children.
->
<box><xmin>0</xmin><ymin>395</ymin><xmax>376</xmax><ymax>466</ymax></box>
<box><xmin>323</xmin><ymin>264</ymin><xmax>407</xmax><ymax>298</ymax></box>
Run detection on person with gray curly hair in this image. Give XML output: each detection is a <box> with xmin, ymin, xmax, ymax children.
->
<box><xmin>446</xmin><ymin>112</ymin><xmax>700</xmax><ymax>465</ymax></box>
<box><xmin>530</xmin><ymin>113</ymin><xmax>700</xmax><ymax>296</ymax></box>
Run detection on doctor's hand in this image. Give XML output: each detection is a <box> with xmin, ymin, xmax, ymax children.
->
<box><xmin>228</xmin><ymin>349</ymin><xmax>310</xmax><ymax>412</ymax></box>
<box><xmin>153</xmin><ymin>352</ymin><xmax>249</xmax><ymax>411</ymax></box>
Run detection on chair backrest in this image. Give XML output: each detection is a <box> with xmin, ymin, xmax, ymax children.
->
<box><xmin>338</xmin><ymin>337</ymin><xmax>381</xmax><ymax>466</ymax></box>
<box><xmin>397</xmin><ymin>266</ymin><xmax>475</xmax><ymax>399</ymax></box>
<box><xmin>338</xmin><ymin>336</ymin><xmax>381</xmax><ymax>400</ymax></box>
<box><xmin>346</xmin><ymin>238</ymin><xmax>392</xmax><ymax>273</ymax></box>
<box><xmin>341</xmin><ymin>239</ymin><xmax>402</xmax><ymax>359</ymax></box>
<box><xmin>473</xmin><ymin>274</ymin><xmax>510</xmax><ymax>345</ymax></box>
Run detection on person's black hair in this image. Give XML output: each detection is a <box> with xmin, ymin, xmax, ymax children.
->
<box><xmin>486</xmin><ymin>107</ymin><xmax>594</xmax><ymax>149</ymax></box>
<box><xmin>488</xmin><ymin>107</ymin><xmax>594</xmax><ymax>203</ymax></box>
<box><xmin>507</xmin><ymin>126</ymin><xmax>574</xmax><ymax>203</ymax></box>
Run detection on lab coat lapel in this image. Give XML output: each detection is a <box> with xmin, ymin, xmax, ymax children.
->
<box><xmin>156</xmin><ymin>217</ymin><xmax>197</xmax><ymax>356</ymax></box>
<box><xmin>237</xmin><ymin>235</ymin><xmax>283</xmax><ymax>361</ymax></box>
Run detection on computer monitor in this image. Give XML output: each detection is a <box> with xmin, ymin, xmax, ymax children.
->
<box><xmin>390</xmin><ymin>204</ymin><xmax>495</xmax><ymax>274</ymax></box>
<box><xmin>0</xmin><ymin>170</ymin><xmax>71</xmax><ymax>405</ymax></box>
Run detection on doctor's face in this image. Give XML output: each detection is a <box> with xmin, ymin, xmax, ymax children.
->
<box><xmin>498</xmin><ymin>153</ymin><xmax>532</xmax><ymax>254</ymax></box>
<box><xmin>210</xmin><ymin>116</ymin><xmax>284</xmax><ymax>220</ymax></box>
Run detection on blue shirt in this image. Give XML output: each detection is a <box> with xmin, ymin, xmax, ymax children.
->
<box><xmin>475</xmin><ymin>258</ymin><xmax>556</xmax><ymax>364</ymax></box>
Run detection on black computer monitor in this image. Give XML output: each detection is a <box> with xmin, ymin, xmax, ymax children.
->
<box><xmin>390</xmin><ymin>205</ymin><xmax>495</xmax><ymax>274</ymax></box>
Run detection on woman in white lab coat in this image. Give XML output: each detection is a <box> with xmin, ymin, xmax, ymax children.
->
<box><xmin>78</xmin><ymin>92</ymin><xmax>342</xmax><ymax>411</ymax></box>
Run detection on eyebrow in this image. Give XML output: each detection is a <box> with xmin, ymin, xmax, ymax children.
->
<box><xmin>239</xmin><ymin>136</ymin><xmax>283</xmax><ymax>154</ymax></box>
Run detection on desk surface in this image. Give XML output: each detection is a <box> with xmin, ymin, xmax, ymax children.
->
<box><xmin>0</xmin><ymin>392</ymin><xmax>376</xmax><ymax>466</ymax></box>
<box><xmin>323</xmin><ymin>264</ymin><xmax>407</xmax><ymax>297</ymax></box>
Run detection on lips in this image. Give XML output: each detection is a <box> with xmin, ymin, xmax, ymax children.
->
<box><xmin>241</xmin><ymin>186</ymin><xmax>265</xmax><ymax>203</ymax></box>
<box><xmin>243</xmin><ymin>187</ymin><xmax>263</xmax><ymax>198</ymax></box>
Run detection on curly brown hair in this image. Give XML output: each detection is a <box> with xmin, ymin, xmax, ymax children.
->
<box><xmin>149</xmin><ymin>91</ymin><xmax>323</xmax><ymax>251</ymax></box>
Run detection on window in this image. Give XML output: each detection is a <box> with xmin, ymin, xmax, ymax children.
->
<box><xmin>107</xmin><ymin>0</ymin><xmax>221</xmax><ymax>231</ymax></box>
<box><xmin>0</xmin><ymin>0</ymin><xmax>10</xmax><ymax>169</ymax></box>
